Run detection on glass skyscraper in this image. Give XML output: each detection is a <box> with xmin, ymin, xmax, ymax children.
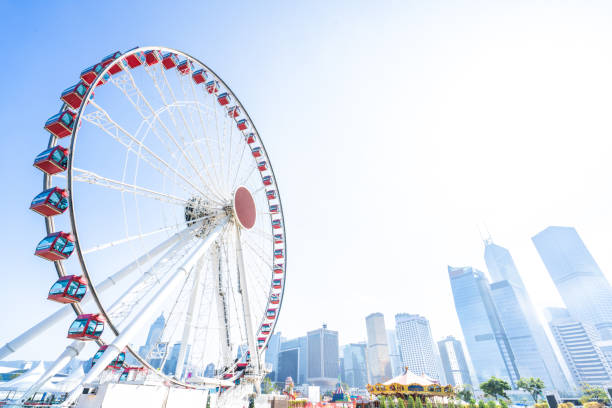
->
<box><xmin>395</xmin><ymin>313</ymin><xmax>440</xmax><ymax>381</ymax></box>
<box><xmin>342</xmin><ymin>342</ymin><xmax>369</xmax><ymax>388</ymax></box>
<box><xmin>365</xmin><ymin>313</ymin><xmax>392</xmax><ymax>384</ymax></box>
<box><xmin>277</xmin><ymin>335</ymin><xmax>307</xmax><ymax>385</ymax></box>
<box><xmin>437</xmin><ymin>335</ymin><xmax>471</xmax><ymax>387</ymax></box>
<box><xmin>307</xmin><ymin>325</ymin><xmax>339</xmax><ymax>390</ymax></box>
<box><xmin>448</xmin><ymin>266</ymin><xmax>520</xmax><ymax>387</ymax></box>
<box><xmin>387</xmin><ymin>330</ymin><xmax>403</xmax><ymax>377</ymax></box>
<box><xmin>532</xmin><ymin>226</ymin><xmax>612</xmax><ymax>341</ymax></box>
<box><xmin>485</xmin><ymin>241</ymin><xmax>571</xmax><ymax>391</ymax></box>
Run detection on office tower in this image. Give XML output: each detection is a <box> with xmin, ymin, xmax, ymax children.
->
<box><xmin>485</xmin><ymin>240</ymin><xmax>571</xmax><ymax>391</ymax></box>
<box><xmin>204</xmin><ymin>363</ymin><xmax>215</xmax><ymax>378</ymax></box>
<box><xmin>387</xmin><ymin>330</ymin><xmax>403</xmax><ymax>377</ymax></box>
<box><xmin>265</xmin><ymin>332</ymin><xmax>282</xmax><ymax>381</ymax></box>
<box><xmin>365</xmin><ymin>313</ymin><xmax>392</xmax><ymax>383</ymax></box>
<box><xmin>448</xmin><ymin>266</ymin><xmax>520</xmax><ymax>387</ymax></box>
<box><xmin>394</xmin><ymin>314</ymin><xmax>440</xmax><ymax>380</ymax></box>
<box><xmin>307</xmin><ymin>324</ymin><xmax>339</xmax><ymax>390</ymax></box>
<box><xmin>138</xmin><ymin>313</ymin><xmax>166</xmax><ymax>368</ymax></box>
<box><xmin>343</xmin><ymin>342</ymin><xmax>369</xmax><ymax>388</ymax></box>
<box><xmin>162</xmin><ymin>342</ymin><xmax>190</xmax><ymax>377</ymax></box>
<box><xmin>533</xmin><ymin>226</ymin><xmax>612</xmax><ymax>340</ymax></box>
<box><xmin>437</xmin><ymin>336</ymin><xmax>471</xmax><ymax>387</ymax></box>
<box><xmin>277</xmin><ymin>336</ymin><xmax>307</xmax><ymax>385</ymax></box>
<box><xmin>546</xmin><ymin>307</ymin><xmax>612</xmax><ymax>386</ymax></box>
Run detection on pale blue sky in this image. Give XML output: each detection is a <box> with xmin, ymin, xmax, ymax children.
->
<box><xmin>2</xmin><ymin>1</ymin><xmax>612</xmax><ymax>362</ymax></box>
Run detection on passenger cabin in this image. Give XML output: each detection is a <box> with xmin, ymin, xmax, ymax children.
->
<box><xmin>257</xmin><ymin>338</ymin><xmax>266</xmax><ymax>349</ymax></box>
<box><xmin>35</xmin><ymin>231</ymin><xmax>75</xmax><ymax>261</ymax></box>
<box><xmin>161</xmin><ymin>53</ymin><xmax>179</xmax><ymax>70</ymax></box>
<box><xmin>67</xmin><ymin>314</ymin><xmax>104</xmax><ymax>341</ymax></box>
<box><xmin>270</xmin><ymin>294</ymin><xmax>280</xmax><ymax>304</ymax></box>
<box><xmin>33</xmin><ymin>146</ymin><xmax>69</xmax><ymax>175</ymax></box>
<box><xmin>177</xmin><ymin>60</ymin><xmax>191</xmax><ymax>75</ymax></box>
<box><xmin>266</xmin><ymin>190</ymin><xmax>276</xmax><ymax>200</ymax></box>
<box><xmin>257</xmin><ymin>161</ymin><xmax>267</xmax><ymax>171</ymax></box>
<box><xmin>119</xmin><ymin>367</ymin><xmax>146</xmax><ymax>382</ymax></box>
<box><xmin>144</xmin><ymin>50</ymin><xmax>161</xmax><ymax>66</ymax></box>
<box><xmin>227</xmin><ymin>106</ymin><xmax>240</xmax><ymax>118</ymax></box>
<box><xmin>30</xmin><ymin>187</ymin><xmax>69</xmax><ymax>216</ymax></box>
<box><xmin>272</xmin><ymin>219</ymin><xmax>282</xmax><ymax>229</ymax></box>
<box><xmin>266</xmin><ymin>309</ymin><xmax>277</xmax><ymax>320</ymax></box>
<box><xmin>251</xmin><ymin>147</ymin><xmax>262</xmax><ymax>158</ymax></box>
<box><xmin>272</xmin><ymin>279</ymin><xmax>282</xmax><ymax>289</ymax></box>
<box><xmin>80</xmin><ymin>64</ymin><xmax>103</xmax><ymax>86</ymax></box>
<box><xmin>274</xmin><ymin>249</ymin><xmax>284</xmax><ymax>259</ymax></box>
<box><xmin>92</xmin><ymin>345</ymin><xmax>125</xmax><ymax>370</ymax></box>
<box><xmin>274</xmin><ymin>234</ymin><xmax>283</xmax><ymax>244</ymax></box>
<box><xmin>124</xmin><ymin>50</ymin><xmax>145</xmax><ymax>68</ymax></box>
<box><xmin>44</xmin><ymin>111</ymin><xmax>76</xmax><ymax>138</ymax></box>
<box><xmin>100</xmin><ymin>51</ymin><xmax>123</xmax><ymax>75</ymax></box>
<box><xmin>269</xmin><ymin>204</ymin><xmax>279</xmax><ymax>214</ymax></box>
<box><xmin>205</xmin><ymin>80</ymin><xmax>219</xmax><ymax>94</ymax></box>
<box><xmin>217</xmin><ymin>92</ymin><xmax>231</xmax><ymax>106</ymax></box>
<box><xmin>192</xmin><ymin>69</ymin><xmax>207</xmax><ymax>84</ymax></box>
<box><xmin>236</xmin><ymin>119</ymin><xmax>249</xmax><ymax>131</ymax></box>
<box><xmin>237</xmin><ymin>362</ymin><xmax>248</xmax><ymax>370</ymax></box>
<box><xmin>274</xmin><ymin>265</ymin><xmax>283</xmax><ymax>274</ymax></box>
<box><xmin>61</xmin><ymin>82</ymin><xmax>89</xmax><ymax>110</ymax></box>
<box><xmin>261</xmin><ymin>324</ymin><xmax>271</xmax><ymax>334</ymax></box>
<box><xmin>262</xmin><ymin>175</ymin><xmax>272</xmax><ymax>186</ymax></box>
<box><xmin>47</xmin><ymin>275</ymin><xmax>87</xmax><ymax>304</ymax></box>
<box><xmin>245</xmin><ymin>133</ymin><xmax>256</xmax><ymax>144</ymax></box>
<box><xmin>223</xmin><ymin>373</ymin><xmax>233</xmax><ymax>380</ymax></box>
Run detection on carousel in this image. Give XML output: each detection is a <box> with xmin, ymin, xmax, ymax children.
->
<box><xmin>366</xmin><ymin>368</ymin><xmax>454</xmax><ymax>401</ymax></box>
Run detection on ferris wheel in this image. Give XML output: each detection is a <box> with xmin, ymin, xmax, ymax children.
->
<box><xmin>26</xmin><ymin>46</ymin><xmax>286</xmax><ymax>392</ymax></box>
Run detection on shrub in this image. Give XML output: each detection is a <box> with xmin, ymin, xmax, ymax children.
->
<box><xmin>487</xmin><ymin>401</ymin><xmax>497</xmax><ymax>408</ymax></box>
<box><xmin>478</xmin><ymin>401</ymin><xmax>486</xmax><ymax>408</ymax></box>
<box><xmin>558</xmin><ymin>403</ymin><xmax>574</xmax><ymax>408</ymax></box>
<box><xmin>583</xmin><ymin>402</ymin><xmax>604</xmax><ymax>408</ymax></box>
<box><xmin>534</xmin><ymin>403</ymin><xmax>549</xmax><ymax>408</ymax></box>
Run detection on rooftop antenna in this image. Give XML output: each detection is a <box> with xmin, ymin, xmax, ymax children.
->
<box><xmin>477</xmin><ymin>222</ymin><xmax>493</xmax><ymax>245</ymax></box>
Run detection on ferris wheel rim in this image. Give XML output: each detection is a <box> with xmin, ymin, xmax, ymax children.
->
<box><xmin>57</xmin><ymin>46</ymin><xmax>286</xmax><ymax>380</ymax></box>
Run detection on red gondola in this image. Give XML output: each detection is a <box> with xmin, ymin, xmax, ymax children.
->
<box><xmin>236</xmin><ymin>119</ymin><xmax>249</xmax><ymax>131</ymax></box>
<box><xmin>30</xmin><ymin>187</ymin><xmax>68</xmax><ymax>216</ymax></box>
<box><xmin>161</xmin><ymin>53</ymin><xmax>179</xmax><ymax>70</ymax></box>
<box><xmin>245</xmin><ymin>133</ymin><xmax>256</xmax><ymax>144</ymax></box>
<box><xmin>266</xmin><ymin>309</ymin><xmax>276</xmax><ymax>320</ymax></box>
<box><xmin>270</xmin><ymin>294</ymin><xmax>280</xmax><ymax>305</ymax></box>
<box><xmin>144</xmin><ymin>50</ymin><xmax>161</xmax><ymax>66</ymax></box>
<box><xmin>217</xmin><ymin>92</ymin><xmax>231</xmax><ymax>106</ymax></box>
<box><xmin>262</xmin><ymin>176</ymin><xmax>272</xmax><ymax>186</ymax></box>
<box><xmin>67</xmin><ymin>314</ymin><xmax>104</xmax><ymax>340</ymax></box>
<box><xmin>124</xmin><ymin>48</ymin><xmax>145</xmax><ymax>69</ymax></box>
<box><xmin>257</xmin><ymin>337</ymin><xmax>266</xmax><ymax>349</ymax></box>
<box><xmin>44</xmin><ymin>111</ymin><xmax>76</xmax><ymax>138</ymax></box>
<box><xmin>205</xmin><ymin>80</ymin><xmax>219</xmax><ymax>94</ymax></box>
<box><xmin>274</xmin><ymin>265</ymin><xmax>283</xmax><ymax>274</ymax></box>
<box><xmin>227</xmin><ymin>106</ymin><xmax>240</xmax><ymax>118</ymax></box>
<box><xmin>251</xmin><ymin>147</ymin><xmax>262</xmax><ymax>158</ymax></box>
<box><xmin>119</xmin><ymin>366</ymin><xmax>146</xmax><ymax>382</ymax></box>
<box><xmin>272</xmin><ymin>219</ymin><xmax>282</xmax><ymax>229</ymax></box>
<box><xmin>269</xmin><ymin>205</ymin><xmax>279</xmax><ymax>214</ymax></box>
<box><xmin>61</xmin><ymin>82</ymin><xmax>89</xmax><ymax>110</ymax></box>
<box><xmin>274</xmin><ymin>234</ymin><xmax>283</xmax><ymax>244</ymax></box>
<box><xmin>177</xmin><ymin>60</ymin><xmax>191</xmax><ymax>75</ymax></box>
<box><xmin>274</xmin><ymin>249</ymin><xmax>284</xmax><ymax>260</ymax></box>
<box><xmin>237</xmin><ymin>362</ymin><xmax>248</xmax><ymax>370</ymax></box>
<box><xmin>101</xmin><ymin>51</ymin><xmax>123</xmax><ymax>75</ymax></box>
<box><xmin>266</xmin><ymin>190</ymin><xmax>276</xmax><ymax>200</ymax></box>
<box><xmin>192</xmin><ymin>69</ymin><xmax>207</xmax><ymax>84</ymax></box>
<box><xmin>35</xmin><ymin>231</ymin><xmax>75</xmax><ymax>261</ymax></box>
<box><xmin>80</xmin><ymin>63</ymin><xmax>103</xmax><ymax>86</ymax></box>
<box><xmin>261</xmin><ymin>324</ymin><xmax>271</xmax><ymax>334</ymax></box>
<box><xmin>92</xmin><ymin>345</ymin><xmax>125</xmax><ymax>370</ymax></box>
<box><xmin>257</xmin><ymin>161</ymin><xmax>267</xmax><ymax>171</ymax></box>
<box><xmin>272</xmin><ymin>279</ymin><xmax>282</xmax><ymax>289</ymax></box>
<box><xmin>223</xmin><ymin>373</ymin><xmax>233</xmax><ymax>380</ymax></box>
<box><xmin>33</xmin><ymin>146</ymin><xmax>69</xmax><ymax>175</ymax></box>
<box><xmin>47</xmin><ymin>275</ymin><xmax>87</xmax><ymax>304</ymax></box>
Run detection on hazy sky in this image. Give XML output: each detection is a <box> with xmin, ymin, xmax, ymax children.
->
<box><xmin>1</xmin><ymin>1</ymin><xmax>612</xmax><ymax>362</ymax></box>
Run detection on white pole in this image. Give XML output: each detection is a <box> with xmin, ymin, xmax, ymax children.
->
<box><xmin>0</xmin><ymin>229</ymin><xmax>192</xmax><ymax>360</ymax></box>
<box><xmin>174</xmin><ymin>256</ymin><xmax>205</xmax><ymax>380</ymax></box>
<box><xmin>213</xmin><ymin>242</ymin><xmax>232</xmax><ymax>368</ymax></box>
<box><xmin>63</xmin><ymin>220</ymin><xmax>227</xmax><ymax>406</ymax></box>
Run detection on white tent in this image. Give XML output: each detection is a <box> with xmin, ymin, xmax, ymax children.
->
<box><xmin>383</xmin><ymin>368</ymin><xmax>437</xmax><ymax>386</ymax></box>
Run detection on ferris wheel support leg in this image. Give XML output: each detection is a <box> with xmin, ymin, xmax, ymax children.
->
<box><xmin>174</xmin><ymin>255</ymin><xmax>205</xmax><ymax>381</ymax></box>
<box><xmin>64</xmin><ymin>219</ymin><xmax>228</xmax><ymax>407</ymax></box>
<box><xmin>213</xmin><ymin>242</ymin><xmax>232</xmax><ymax>369</ymax></box>
<box><xmin>0</xmin><ymin>229</ymin><xmax>191</xmax><ymax>361</ymax></box>
<box><xmin>21</xmin><ymin>341</ymin><xmax>85</xmax><ymax>402</ymax></box>
<box><xmin>235</xmin><ymin>225</ymin><xmax>261</xmax><ymax>377</ymax></box>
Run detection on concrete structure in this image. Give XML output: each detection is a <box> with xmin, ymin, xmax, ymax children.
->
<box><xmin>395</xmin><ymin>313</ymin><xmax>440</xmax><ymax>381</ymax></box>
<box><xmin>437</xmin><ymin>336</ymin><xmax>471</xmax><ymax>387</ymax></box>
<box><xmin>307</xmin><ymin>325</ymin><xmax>338</xmax><ymax>390</ymax></box>
<box><xmin>365</xmin><ymin>313</ymin><xmax>392</xmax><ymax>384</ymax></box>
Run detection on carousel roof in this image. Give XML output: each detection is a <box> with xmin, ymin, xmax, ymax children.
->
<box><xmin>382</xmin><ymin>368</ymin><xmax>438</xmax><ymax>386</ymax></box>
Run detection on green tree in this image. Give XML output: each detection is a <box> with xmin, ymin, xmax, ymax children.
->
<box><xmin>478</xmin><ymin>400</ymin><xmax>486</xmax><ymax>408</ymax></box>
<box><xmin>380</xmin><ymin>396</ymin><xmax>387</xmax><ymax>408</ymax></box>
<box><xmin>388</xmin><ymin>398</ymin><xmax>396</xmax><ymax>408</ymax></box>
<box><xmin>398</xmin><ymin>398</ymin><xmax>406</xmax><ymax>408</ymax></box>
<box><xmin>499</xmin><ymin>400</ymin><xmax>508</xmax><ymax>408</ymax></box>
<box><xmin>516</xmin><ymin>377</ymin><xmax>545</xmax><ymax>403</ymax></box>
<box><xmin>579</xmin><ymin>383</ymin><xmax>610</xmax><ymax>405</ymax></box>
<box><xmin>457</xmin><ymin>387</ymin><xmax>474</xmax><ymax>403</ymax></box>
<box><xmin>416</xmin><ymin>397</ymin><xmax>423</xmax><ymax>408</ymax></box>
<box><xmin>262</xmin><ymin>377</ymin><xmax>275</xmax><ymax>394</ymax></box>
<box><xmin>480</xmin><ymin>377</ymin><xmax>511</xmax><ymax>401</ymax></box>
<box><xmin>248</xmin><ymin>396</ymin><xmax>255</xmax><ymax>408</ymax></box>
<box><xmin>206</xmin><ymin>394</ymin><xmax>211</xmax><ymax>408</ymax></box>
<box><xmin>407</xmin><ymin>395</ymin><xmax>415</xmax><ymax>408</ymax></box>
<box><xmin>486</xmin><ymin>401</ymin><xmax>497</xmax><ymax>408</ymax></box>
<box><xmin>448</xmin><ymin>401</ymin><xmax>455</xmax><ymax>408</ymax></box>
<box><xmin>426</xmin><ymin>401</ymin><xmax>433</xmax><ymax>408</ymax></box>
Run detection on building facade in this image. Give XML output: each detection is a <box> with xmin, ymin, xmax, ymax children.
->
<box><xmin>437</xmin><ymin>336</ymin><xmax>471</xmax><ymax>387</ymax></box>
<box><xmin>546</xmin><ymin>307</ymin><xmax>612</xmax><ymax>386</ymax></box>
<box><xmin>343</xmin><ymin>342</ymin><xmax>369</xmax><ymax>389</ymax></box>
<box><xmin>277</xmin><ymin>336</ymin><xmax>307</xmax><ymax>385</ymax></box>
<box><xmin>265</xmin><ymin>332</ymin><xmax>282</xmax><ymax>381</ymax></box>
<box><xmin>365</xmin><ymin>313</ymin><xmax>392</xmax><ymax>384</ymax></box>
<box><xmin>533</xmin><ymin>226</ymin><xmax>612</xmax><ymax>341</ymax></box>
<box><xmin>307</xmin><ymin>325</ymin><xmax>339</xmax><ymax>390</ymax></box>
<box><xmin>395</xmin><ymin>313</ymin><xmax>440</xmax><ymax>381</ymax></box>
<box><xmin>387</xmin><ymin>330</ymin><xmax>403</xmax><ymax>377</ymax></box>
<box><xmin>448</xmin><ymin>266</ymin><xmax>520</xmax><ymax>387</ymax></box>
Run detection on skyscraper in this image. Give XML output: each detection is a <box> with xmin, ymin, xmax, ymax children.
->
<box><xmin>307</xmin><ymin>325</ymin><xmax>339</xmax><ymax>390</ymax></box>
<box><xmin>395</xmin><ymin>313</ymin><xmax>440</xmax><ymax>380</ymax></box>
<box><xmin>343</xmin><ymin>342</ymin><xmax>369</xmax><ymax>389</ymax></box>
<box><xmin>138</xmin><ymin>313</ymin><xmax>166</xmax><ymax>368</ymax></box>
<box><xmin>532</xmin><ymin>226</ymin><xmax>612</xmax><ymax>340</ymax></box>
<box><xmin>387</xmin><ymin>330</ymin><xmax>403</xmax><ymax>377</ymax></box>
<box><xmin>437</xmin><ymin>336</ymin><xmax>471</xmax><ymax>387</ymax></box>
<box><xmin>265</xmin><ymin>332</ymin><xmax>282</xmax><ymax>381</ymax></box>
<box><xmin>448</xmin><ymin>266</ymin><xmax>520</xmax><ymax>387</ymax></box>
<box><xmin>365</xmin><ymin>313</ymin><xmax>392</xmax><ymax>383</ymax></box>
<box><xmin>485</xmin><ymin>240</ymin><xmax>571</xmax><ymax>391</ymax></box>
<box><xmin>277</xmin><ymin>336</ymin><xmax>308</xmax><ymax>385</ymax></box>
<box><xmin>546</xmin><ymin>307</ymin><xmax>612</xmax><ymax>386</ymax></box>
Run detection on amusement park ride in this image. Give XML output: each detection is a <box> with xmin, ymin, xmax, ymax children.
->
<box><xmin>1</xmin><ymin>46</ymin><xmax>286</xmax><ymax>407</ymax></box>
